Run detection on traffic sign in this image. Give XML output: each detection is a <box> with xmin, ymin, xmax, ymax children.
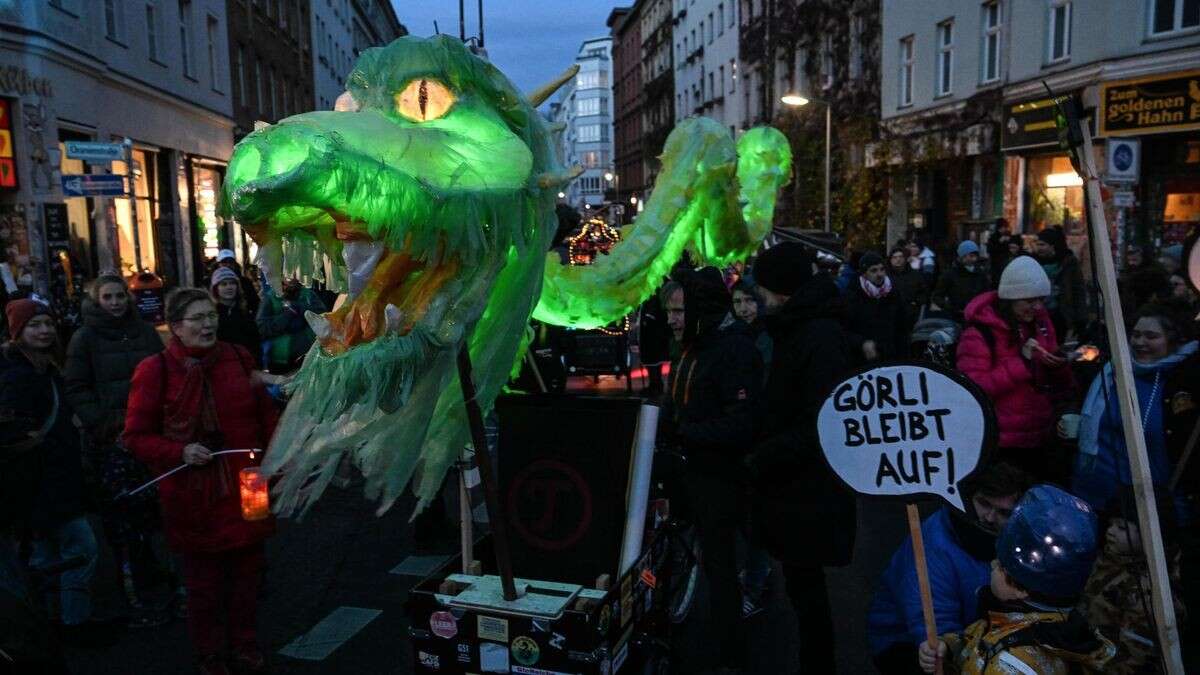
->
<box><xmin>61</xmin><ymin>173</ymin><xmax>125</xmax><ymax>196</ymax></box>
<box><xmin>64</xmin><ymin>141</ymin><xmax>126</xmax><ymax>162</ymax></box>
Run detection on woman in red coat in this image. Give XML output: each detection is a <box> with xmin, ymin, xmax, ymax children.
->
<box><xmin>956</xmin><ymin>256</ymin><xmax>1074</xmax><ymax>480</ymax></box>
<box><xmin>124</xmin><ymin>288</ymin><xmax>279</xmax><ymax>675</ymax></box>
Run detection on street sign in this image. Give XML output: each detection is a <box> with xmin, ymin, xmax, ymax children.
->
<box><xmin>1111</xmin><ymin>191</ymin><xmax>1136</xmax><ymax>208</ymax></box>
<box><xmin>64</xmin><ymin>141</ymin><xmax>126</xmax><ymax>162</ymax></box>
<box><xmin>1106</xmin><ymin>138</ymin><xmax>1140</xmax><ymax>182</ymax></box>
<box><xmin>61</xmin><ymin>173</ymin><xmax>125</xmax><ymax>197</ymax></box>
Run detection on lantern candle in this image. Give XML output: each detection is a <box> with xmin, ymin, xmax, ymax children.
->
<box><xmin>239</xmin><ymin>467</ymin><xmax>270</xmax><ymax>521</ymax></box>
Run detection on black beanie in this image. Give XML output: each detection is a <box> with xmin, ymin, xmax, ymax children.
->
<box><xmin>753</xmin><ymin>242</ymin><xmax>813</xmax><ymax>296</ymax></box>
<box><xmin>858</xmin><ymin>251</ymin><xmax>884</xmax><ymax>271</ymax></box>
<box><xmin>1037</xmin><ymin>227</ymin><xmax>1066</xmax><ymax>252</ymax></box>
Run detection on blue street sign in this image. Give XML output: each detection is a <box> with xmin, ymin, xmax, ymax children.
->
<box><xmin>63</xmin><ymin>141</ymin><xmax>126</xmax><ymax>162</ymax></box>
<box><xmin>61</xmin><ymin>173</ymin><xmax>126</xmax><ymax>197</ymax></box>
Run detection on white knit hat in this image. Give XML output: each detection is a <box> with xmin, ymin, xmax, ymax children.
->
<box><xmin>998</xmin><ymin>255</ymin><xmax>1051</xmax><ymax>300</ymax></box>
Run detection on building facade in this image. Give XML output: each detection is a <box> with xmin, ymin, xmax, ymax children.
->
<box><xmin>880</xmin><ymin>0</ymin><xmax>1200</xmax><ymax>254</ymax></box>
<box><xmin>0</xmin><ymin>0</ymin><xmax>235</xmax><ymax>306</ymax></box>
<box><xmin>609</xmin><ymin>6</ymin><xmax>645</xmax><ymax>220</ymax></box>
<box><xmin>311</xmin><ymin>0</ymin><xmax>405</xmax><ymax>112</ymax></box>
<box><xmin>558</xmin><ymin>37</ymin><xmax>615</xmax><ymax>210</ymax></box>
<box><xmin>639</xmin><ymin>0</ymin><xmax>675</xmax><ymax>187</ymax></box>
<box><xmin>673</xmin><ymin>0</ymin><xmax>741</xmax><ymax>134</ymax></box>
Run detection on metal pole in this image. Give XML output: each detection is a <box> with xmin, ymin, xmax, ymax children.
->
<box><xmin>478</xmin><ymin>0</ymin><xmax>484</xmax><ymax>48</ymax></box>
<box><xmin>824</xmin><ymin>104</ymin><xmax>831</xmax><ymax>233</ymax></box>
<box><xmin>456</xmin><ymin>344</ymin><xmax>517</xmax><ymax>600</ymax></box>
<box><xmin>459</xmin><ymin>0</ymin><xmax>465</xmax><ymax>41</ymax></box>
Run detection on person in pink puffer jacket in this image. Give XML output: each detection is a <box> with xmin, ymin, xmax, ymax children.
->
<box><xmin>956</xmin><ymin>256</ymin><xmax>1075</xmax><ymax>479</ymax></box>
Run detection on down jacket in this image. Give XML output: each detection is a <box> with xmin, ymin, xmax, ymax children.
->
<box><xmin>956</xmin><ymin>291</ymin><xmax>1073</xmax><ymax>448</ymax></box>
<box><xmin>123</xmin><ymin>340</ymin><xmax>278</xmax><ymax>553</ymax></box>
<box><xmin>64</xmin><ymin>300</ymin><xmax>164</xmax><ymax>440</ymax></box>
<box><xmin>867</xmin><ymin>508</ymin><xmax>992</xmax><ymax>654</ymax></box>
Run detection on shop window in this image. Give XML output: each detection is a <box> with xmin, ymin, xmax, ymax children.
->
<box><xmin>57</xmin><ymin>131</ymin><xmax>96</xmax><ymax>279</ymax></box>
<box><xmin>193</xmin><ymin>163</ymin><xmax>225</xmax><ymax>260</ymax></box>
<box><xmin>1161</xmin><ymin>177</ymin><xmax>1200</xmax><ymax>243</ymax></box>
<box><xmin>1026</xmin><ymin>155</ymin><xmax>1085</xmax><ymax>235</ymax></box>
<box><xmin>112</xmin><ymin>148</ymin><xmax>160</xmax><ymax>276</ymax></box>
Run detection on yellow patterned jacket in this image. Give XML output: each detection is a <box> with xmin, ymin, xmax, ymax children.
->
<box><xmin>942</xmin><ymin>608</ymin><xmax>1116</xmax><ymax>674</ymax></box>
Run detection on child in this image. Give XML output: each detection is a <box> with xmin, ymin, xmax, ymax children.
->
<box><xmin>919</xmin><ymin>485</ymin><xmax>1116</xmax><ymax>674</ymax></box>
<box><xmin>1079</xmin><ymin>488</ymin><xmax>1186</xmax><ymax>674</ymax></box>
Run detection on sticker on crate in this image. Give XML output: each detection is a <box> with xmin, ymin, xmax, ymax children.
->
<box><xmin>417</xmin><ymin>651</ymin><xmax>440</xmax><ymax>669</ymax></box>
<box><xmin>480</xmin><ymin>641</ymin><xmax>509</xmax><ymax>672</ymax></box>
<box><xmin>430</xmin><ymin>611</ymin><xmax>458</xmax><ymax>639</ymax></box>
<box><xmin>477</xmin><ymin>615</ymin><xmax>509</xmax><ymax>642</ymax></box>
<box><xmin>510</xmin><ymin>635</ymin><xmax>541</xmax><ymax>666</ymax></box>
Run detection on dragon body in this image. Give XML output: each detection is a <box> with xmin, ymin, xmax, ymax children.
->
<box><xmin>221</xmin><ymin>36</ymin><xmax>791</xmax><ymax>515</ymax></box>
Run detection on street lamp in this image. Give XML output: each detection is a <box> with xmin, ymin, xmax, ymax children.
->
<box><xmin>604</xmin><ymin>169</ymin><xmax>621</xmax><ymax>222</ymax></box>
<box><xmin>781</xmin><ymin>91</ymin><xmax>831</xmax><ymax>234</ymax></box>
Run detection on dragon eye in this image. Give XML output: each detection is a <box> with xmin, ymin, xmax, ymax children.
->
<box><xmin>394</xmin><ymin>78</ymin><xmax>455</xmax><ymax>122</ymax></box>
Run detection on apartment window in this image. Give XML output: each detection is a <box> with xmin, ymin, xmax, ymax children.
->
<box><xmin>282</xmin><ymin>79</ymin><xmax>290</xmax><ymax>117</ymax></box>
<box><xmin>820</xmin><ymin>33</ymin><xmax>833</xmax><ymax>88</ymax></box>
<box><xmin>1150</xmin><ymin>0</ymin><xmax>1200</xmax><ymax>34</ymax></box>
<box><xmin>104</xmin><ymin>0</ymin><xmax>124</xmax><ymax>41</ymax></box>
<box><xmin>849</xmin><ymin>13</ymin><xmax>864</xmax><ymax>79</ymax></box>
<box><xmin>256</xmin><ymin>59</ymin><xmax>265</xmax><ymax>116</ymax></box>
<box><xmin>708</xmin><ymin>72</ymin><xmax>715</xmax><ymax>99</ymax></box>
<box><xmin>981</xmin><ymin>1</ymin><xmax>1001</xmax><ymax>83</ymax></box>
<box><xmin>719</xmin><ymin>65</ymin><xmax>725</xmax><ymax>96</ymax></box>
<box><xmin>730</xmin><ymin>59</ymin><xmax>737</xmax><ymax>92</ymax></box>
<box><xmin>206</xmin><ymin>15</ymin><xmax>220</xmax><ymax>91</ymax></box>
<box><xmin>578</xmin><ymin>124</ymin><xmax>602</xmax><ymax>142</ymax></box>
<box><xmin>146</xmin><ymin>1</ymin><xmax>160</xmax><ymax>60</ymax></box>
<box><xmin>236</xmin><ymin>45</ymin><xmax>246</xmax><ymax>105</ymax></box>
<box><xmin>1048</xmin><ymin>1</ymin><xmax>1072</xmax><ymax>61</ymax></box>
<box><xmin>179</xmin><ymin>0</ymin><xmax>194</xmax><ymax>78</ymax></box>
<box><xmin>899</xmin><ymin>35</ymin><xmax>914</xmax><ymax>107</ymax></box>
<box><xmin>269</xmin><ymin>67</ymin><xmax>277</xmax><ymax>119</ymax></box>
<box><xmin>936</xmin><ymin>20</ymin><xmax>954</xmax><ymax>96</ymax></box>
<box><xmin>708</xmin><ymin>14</ymin><xmax>715</xmax><ymax>42</ymax></box>
<box><xmin>576</xmin><ymin>97</ymin><xmax>602</xmax><ymax>116</ymax></box>
<box><xmin>718</xmin><ymin>4</ymin><xmax>725</xmax><ymax>34</ymax></box>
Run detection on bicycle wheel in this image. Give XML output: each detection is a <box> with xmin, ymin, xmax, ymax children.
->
<box><xmin>666</xmin><ymin>525</ymin><xmax>701</xmax><ymax>624</ymax></box>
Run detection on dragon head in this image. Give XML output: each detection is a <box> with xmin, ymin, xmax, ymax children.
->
<box><xmin>222</xmin><ymin>36</ymin><xmax>575</xmax><ymax>514</ymax></box>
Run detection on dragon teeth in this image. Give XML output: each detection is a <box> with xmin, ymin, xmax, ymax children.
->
<box><xmin>343</xmin><ymin>240</ymin><xmax>385</xmax><ymax>300</ymax></box>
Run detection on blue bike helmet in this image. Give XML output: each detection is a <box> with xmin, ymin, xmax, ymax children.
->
<box><xmin>996</xmin><ymin>484</ymin><xmax>1099</xmax><ymax>600</ymax></box>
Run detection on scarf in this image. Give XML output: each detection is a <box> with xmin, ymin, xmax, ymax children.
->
<box><xmin>162</xmin><ymin>341</ymin><xmax>232</xmax><ymax>503</ymax></box>
<box><xmin>1078</xmin><ymin>341</ymin><xmax>1199</xmax><ymax>462</ymax></box>
<box><xmin>859</xmin><ymin>274</ymin><xmax>892</xmax><ymax>300</ymax></box>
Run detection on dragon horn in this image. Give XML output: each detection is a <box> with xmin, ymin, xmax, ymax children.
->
<box><xmin>527</xmin><ymin>65</ymin><xmax>580</xmax><ymax>107</ymax></box>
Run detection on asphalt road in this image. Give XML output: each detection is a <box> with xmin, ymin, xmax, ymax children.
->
<box><xmin>57</xmin><ymin>473</ymin><xmax>927</xmax><ymax>675</ymax></box>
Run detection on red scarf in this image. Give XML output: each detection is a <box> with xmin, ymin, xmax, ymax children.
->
<box><xmin>162</xmin><ymin>340</ymin><xmax>232</xmax><ymax>503</ymax></box>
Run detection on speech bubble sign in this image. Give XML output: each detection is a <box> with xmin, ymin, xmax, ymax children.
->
<box><xmin>1185</xmin><ymin>231</ymin><xmax>1200</xmax><ymax>296</ymax></box>
<box><xmin>816</xmin><ymin>361</ymin><xmax>996</xmax><ymax>511</ymax></box>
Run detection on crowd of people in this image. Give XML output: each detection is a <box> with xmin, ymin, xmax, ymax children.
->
<box><xmin>1</xmin><ymin>224</ymin><xmax>1198</xmax><ymax>674</ymax></box>
<box><xmin>652</xmin><ymin>230</ymin><xmax>1199</xmax><ymax>674</ymax></box>
<box><xmin>0</xmin><ymin>250</ymin><xmax>325</xmax><ymax>674</ymax></box>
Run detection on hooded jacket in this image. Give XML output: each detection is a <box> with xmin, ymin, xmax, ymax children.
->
<box><xmin>662</xmin><ymin>268</ymin><xmax>761</xmax><ymax>475</ymax></box>
<box><xmin>867</xmin><ymin>508</ymin><xmax>992</xmax><ymax>654</ymax></box>
<box><xmin>0</xmin><ymin>344</ymin><xmax>85</xmax><ymax>533</ymax></box>
<box><xmin>1072</xmin><ymin>341</ymin><xmax>1199</xmax><ymax>513</ymax></box>
<box><xmin>747</xmin><ymin>275</ymin><xmax>856</xmax><ymax>566</ymax></box>
<box><xmin>63</xmin><ymin>298</ymin><xmax>164</xmax><ymax>439</ymax></box>
<box><xmin>957</xmin><ymin>291</ymin><xmax>1074</xmax><ymax>448</ymax></box>
<box><xmin>123</xmin><ymin>340</ymin><xmax>278</xmax><ymax>553</ymax></box>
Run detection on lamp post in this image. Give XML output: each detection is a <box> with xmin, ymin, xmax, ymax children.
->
<box><xmin>780</xmin><ymin>93</ymin><xmax>831</xmax><ymax>233</ymax></box>
<box><xmin>604</xmin><ymin>169</ymin><xmax>621</xmax><ymax>222</ymax></box>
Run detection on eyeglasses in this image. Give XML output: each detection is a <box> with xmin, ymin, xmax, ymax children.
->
<box><xmin>182</xmin><ymin>312</ymin><xmax>219</xmax><ymax>324</ymax></box>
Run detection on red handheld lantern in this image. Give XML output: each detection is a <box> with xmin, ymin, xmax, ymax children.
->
<box><xmin>239</xmin><ymin>467</ymin><xmax>270</xmax><ymax>521</ymax></box>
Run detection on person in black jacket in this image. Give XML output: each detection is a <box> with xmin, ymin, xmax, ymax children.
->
<box><xmin>0</xmin><ymin>300</ymin><xmax>110</xmax><ymax>646</ymax></box>
<box><xmin>638</xmin><ymin>281</ymin><xmax>672</xmax><ymax>397</ymax></box>
<box><xmin>63</xmin><ymin>274</ymin><xmax>171</xmax><ymax>626</ymax></box>
<box><xmin>211</xmin><ymin>266</ymin><xmax>263</xmax><ymax>360</ymax></box>
<box><xmin>661</xmin><ymin>267</ymin><xmax>762</xmax><ymax>670</ymax></box>
<box><xmin>889</xmin><ymin>246</ymin><xmax>928</xmax><ymax>330</ymax></box>
<box><xmin>746</xmin><ymin>242</ymin><xmax>855</xmax><ymax>673</ymax></box>
<box><xmin>931</xmin><ymin>241</ymin><xmax>990</xmax><ymax>320</ymax></box>
<box><xmin>847</xmin><ymin>251</ymin><xmax>909</xmax><ymax>360</ymax></box>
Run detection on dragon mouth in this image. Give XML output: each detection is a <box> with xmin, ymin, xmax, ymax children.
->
<box><xmin>298</xmin><ymin>223</ymin><xmax>460</xmax><ymax>356</ymax></box>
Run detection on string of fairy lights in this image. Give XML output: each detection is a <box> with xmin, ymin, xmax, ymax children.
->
<box><xmin>567</xmin><ymin>216</ymin><xmax>629</xmax><ymax>336</ymax></box>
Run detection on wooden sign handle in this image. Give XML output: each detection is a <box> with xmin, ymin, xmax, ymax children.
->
<box><xmin>907</xmin><ymin>503</ymin><xmax>942</xmax><ymax>675</ymax></box>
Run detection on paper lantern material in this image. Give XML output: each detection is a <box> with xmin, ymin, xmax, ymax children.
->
<box><xmin>240</xmin><ymin>467</ymin><xmax>270</xmax><ymax>521</ymax></box>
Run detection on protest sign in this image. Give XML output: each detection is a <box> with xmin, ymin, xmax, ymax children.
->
<box><xmin>816</xmin><ymin>362</ymin><xmax>995</xmax><ymax>511</ymax></box>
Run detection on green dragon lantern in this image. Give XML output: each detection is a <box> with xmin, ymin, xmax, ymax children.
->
<box><xmin>221</xmin><ymin>35</ymin><xmax>791</xmax><ymax>516</ymax></box>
